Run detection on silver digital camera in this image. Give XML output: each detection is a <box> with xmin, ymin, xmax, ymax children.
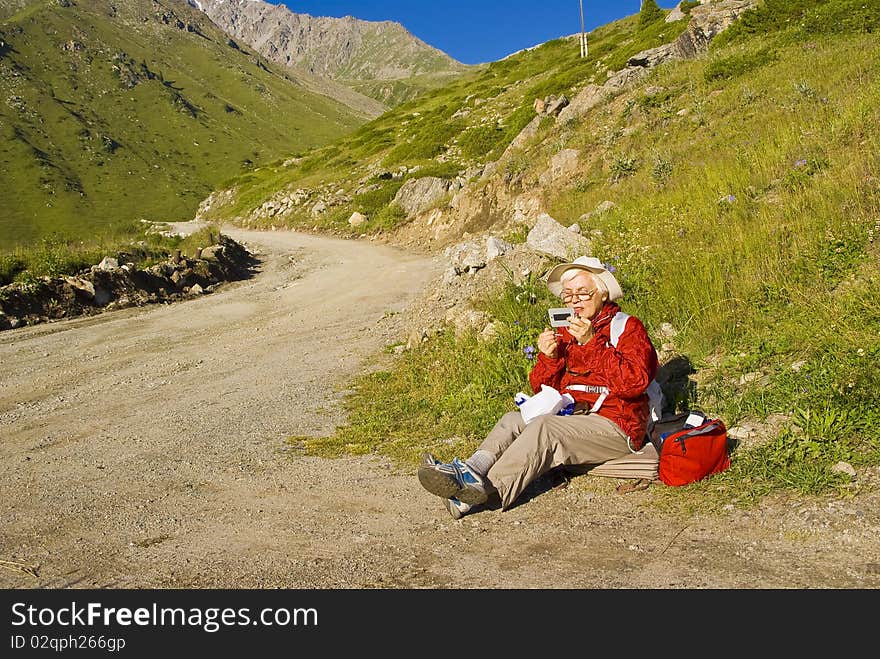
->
<box><xmin>548</xmin><ymin>307</ymin><xmax>574</xmax><ymax>328</ymax></box>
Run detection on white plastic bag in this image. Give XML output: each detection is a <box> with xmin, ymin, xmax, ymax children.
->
<box><xmin>516</xmin><ymin>385</ymin><xmax>573</xmax><ymax>424</ymax></box>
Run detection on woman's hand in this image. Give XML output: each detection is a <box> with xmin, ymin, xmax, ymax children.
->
<box><xmin>568</xmin><ymin>315</ymin><xmax>594</xmax><ymax>345</ymax></box>
<box><xmin>537</xmin><ymin>327</ymin><xmax>559</xmax><ymax>358</ymax></box>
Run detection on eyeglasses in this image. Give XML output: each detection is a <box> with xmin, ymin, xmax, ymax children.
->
<box><xmin>560</xmin><ymin>288</ymin><xmax>597</xmax><ymax>303</ymax></box>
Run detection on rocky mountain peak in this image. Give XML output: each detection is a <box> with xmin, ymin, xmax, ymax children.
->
<box><xmin>190</xmin><ymin>0</ymin><xmax>469</xmax><ymax>85</ymax></box>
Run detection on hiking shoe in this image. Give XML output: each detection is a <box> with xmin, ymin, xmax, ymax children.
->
<box><xmin>418</xmin><ymin>457</ymin><xmax>488</xmax><ymax>506</ymax></box>
<box><xmin>420</xmin><ymin>451</ymin><xmax>439</xmax><ymax>467</ymax></box>
<box><xmin>444</xmin><ymin>496</ymin><xmax>472</xmax><ymax>520</ymax></box>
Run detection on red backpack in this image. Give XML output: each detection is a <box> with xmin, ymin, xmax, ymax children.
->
<box><xmin>651</xmin><ymin>413</ymin><xmax>731</xmax><ymax>486</ymax></box>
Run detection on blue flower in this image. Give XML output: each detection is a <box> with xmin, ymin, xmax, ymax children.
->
<box><xmin>523</xmin><ymin>345</ymin><xmax>536</xmax><ymax>359</ymax></box>
<box><xmin>795</xmin><ymin>159</ymin><xmax>808</xmax><ymax>168</ymax></box>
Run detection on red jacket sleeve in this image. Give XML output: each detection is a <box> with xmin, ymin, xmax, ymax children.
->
<box><xmin>528</xmin><ymin>352</ymin><xmax>564</xmax><ymax>393</ymax></box>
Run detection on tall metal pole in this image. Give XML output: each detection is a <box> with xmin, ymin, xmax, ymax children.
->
<box><xmin>579</xmin><ymin>0</ymin><xmax>587</xmax><ymax>58</ymax></box>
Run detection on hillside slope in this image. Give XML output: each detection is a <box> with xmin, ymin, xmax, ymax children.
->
<box><xmin>199</xmin><ymin>0</ymin><xmax>880</xmax><ymax>499</ymax></box>
<box><xmin>195</xmin><ymin>2</ymin><xmax>698</xmax><ymax>234</ymax></box>
<box><xmin>0</xmin><ymin>0</ymin><xmax>368</xmax><ymax>249</ymax></box>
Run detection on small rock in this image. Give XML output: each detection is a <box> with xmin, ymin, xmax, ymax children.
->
<box><xmin>831</xmin><ymin>462</ymin><xmax>856</xmax><ymax>479</ymax></box>
<box><xmin>479</xmin><ymin>322</ymin><xmax>498</xmax><ymax>342</ymax></box>
<box><xmin>96</xmin><ymin>257</ymin><xmax>119</xmax><ymax>271</ymax></box>
<box><xmin>727</xmin><ymin>425</ymin><xmax>755</xmax><ymax>442</ymax></box>
<box><xmin>406</xmin><ymin>329</ymin><xmax>427</xmax><ymax>350</ymax></box>
<box><xmin>485</xmin><ymin>236</ymin><xmax>513</xmax><ymax>261</ymax></box>
<box><xmin>657</xmin><ymin>322</ymin><xmax>677</xmax><ymax>339</ymax></box>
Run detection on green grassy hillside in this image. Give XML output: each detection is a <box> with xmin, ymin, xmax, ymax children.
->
<box><xmin>280</xmin><ymin>0</ymin><xmax>879</xmax><ymax>502</ymax></box>
<box><xmin>201</xmin><ymin>8</ymin><xmax>689</xmax><ymax>233</ymax></box>
<box><xmin>346</xmin><ymin>70</ymin><xmax>474</xmax><ymax>108</ymax></box>
<box><xmin>4</xmin><ymin>0</ymin><xmax>878</xmax><ymax>503</ymax></box>
<box><xmin>0</xmin><ymin>0</ymin><xmax>365</xmax><ymax>250</ymax></box>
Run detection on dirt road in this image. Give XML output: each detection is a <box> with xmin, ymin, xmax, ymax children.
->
<box><xmin>2</xmin><ymin>228</ymin><xmax>879</xmax><ymax>589</ymax></box>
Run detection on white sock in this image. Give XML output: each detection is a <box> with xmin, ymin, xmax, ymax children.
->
<box><xmin>465</xmin><ymin>450</ymin><xmax>495</xmax><ymax>476</ymax></box>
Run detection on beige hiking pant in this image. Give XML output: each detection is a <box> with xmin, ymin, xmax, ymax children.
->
<box><xmin>479</xmin><ymin>410</ymin><xmax>630</xmax><ymax>510</ymax></box>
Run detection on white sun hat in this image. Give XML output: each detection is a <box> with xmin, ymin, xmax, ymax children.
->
<box><xmin>545</xmin><ymin>256</ymin><xmax>623</xmax><ymax>301</ymax></box>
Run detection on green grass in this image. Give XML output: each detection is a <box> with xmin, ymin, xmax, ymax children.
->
<box><xmin>0</xmin><ymin>0</ymin><xmax>365</xmax><ymax>252</ymax></box>
<box><xmin>7</xmin><ymin>0</ymin><xmax>878</xmax><ymax>509</ymax></box>
<box><xmin>714</xmin><ymin>0</ymin><xmax>880</xmax><ymax>48</ymax></box>
<box><xmin>347</xmin><ymin>71</ymin><xmax>470</xmax><ymax>107</ymax></box>
<box><xmin>294</xmin><ymin>3</ymin><xmax>880</xmax><ymax>507</ymax></box>
<box><xmin>200</xmin><ymin>10</ymin><xmax>691</xmax><ymax>234</ymax></box>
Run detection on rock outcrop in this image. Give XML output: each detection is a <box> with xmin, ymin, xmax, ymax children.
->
<box><xmin>558</xmin><ymin>0</ymin><xmax>758</xmax><ymax>125</ymax></box>
<box><xmin>393</xmin><ymin>177</ymin><xmax>463</xmax><ymax>218</ymax></box>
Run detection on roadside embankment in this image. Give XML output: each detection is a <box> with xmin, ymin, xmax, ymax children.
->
<box><xmin>0</xmin><ymin>235</ymin><xmax>256</xmax><ymax>331</ymax></box>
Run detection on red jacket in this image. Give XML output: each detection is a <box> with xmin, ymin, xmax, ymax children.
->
<box><xmin>529</xmin><ymin>302</ymin><xmax>658</xmax><ymax>449</ymax></box>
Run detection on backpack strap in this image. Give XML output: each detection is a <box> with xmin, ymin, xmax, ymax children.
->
<box><xmin>609</xmin><ymin>311</ymin><xmax>630</xmax><ymax>348</ymax></box>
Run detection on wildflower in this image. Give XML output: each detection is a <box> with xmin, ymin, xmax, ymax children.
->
<box><xmin>794</xmin><ymin>159</ymin><xmax>807</xmax><ymax>168</ymax></box>
<box><xmin>523</xmin><ymin>345</ymin><xmax>536</xmax><ymax>359</ymax></box>
<box><xmin>513</xmin><ymin>320</ymin><xmax>520</xmax><ymax>325</ymax></box>
<box><xmin>606</xmin><ymin>264</ymin><xmax>616</xmax><ymax>273</ymax></box>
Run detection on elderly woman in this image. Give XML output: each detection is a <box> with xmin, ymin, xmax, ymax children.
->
<box><xmin>418</xmin><ymin>256</ymin><xmax>659</xmax><ymax>519</ymax></box>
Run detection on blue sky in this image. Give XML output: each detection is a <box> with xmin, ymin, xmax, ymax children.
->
<box><xmin>282</xmin><ymin>1</ymin><xmax>683</xmax><ymax>65</ymax></box>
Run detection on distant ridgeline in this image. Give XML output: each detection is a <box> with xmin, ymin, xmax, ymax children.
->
<box><xmin>190</xmin><ymin>0</ymin><xmax>472</xmax><ymax>107</ymax></box>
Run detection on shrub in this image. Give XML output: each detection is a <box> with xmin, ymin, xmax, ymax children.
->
<box><xmin>370</xmin><ymin>203</ymin><xmax>408</xmax><ymax>231</ymax></box>
<box><xmin>609</xmin><ymin>155</ymin><xmax>639</xmax><ymax>183</ymax></box>
<box><xmin>459</xmin><ymin>124</ymin><xmax>505</xmax><ymax>160</ymax></box>
<box><xmin>414</xmin><ymin>161</ymin><xmax>462</xmax><ymax>180</ymax></box>
<box><xmin>802</xmin><ymin>0</ymin><xmax>880</xmax><ymax>34</ymax></box>
<box><xmin>0</xmin><ymin>254</ymin><xmax>26</xmax><ymax>286</ymax></box>
<box><xmin>639</xmin><ymin>0</ymin><xmax>665</xmax><ymax>29</ymax></box>
<box><xmin>712</xmin><ymin>0</ymin><xmax>824</xmax><ymax>46</ymax></box>
<box><xmin>382</xmin><ymin>115</ymin><xmax>463</xmax><ymax>165</ymax></box>
<box><xmin>651</xmin><ymin>155</ymin><xmax>673</xmax><ymax>186</ymax></box>
<box><xmin>354</xmin><ymin>181</ymin><xmax>405</xmax><ymax>216</ymax></box>
<box><xmin>704</xmin><ymin>48</ymin><xmax>778</xmax><ymax>82</ymax></box>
